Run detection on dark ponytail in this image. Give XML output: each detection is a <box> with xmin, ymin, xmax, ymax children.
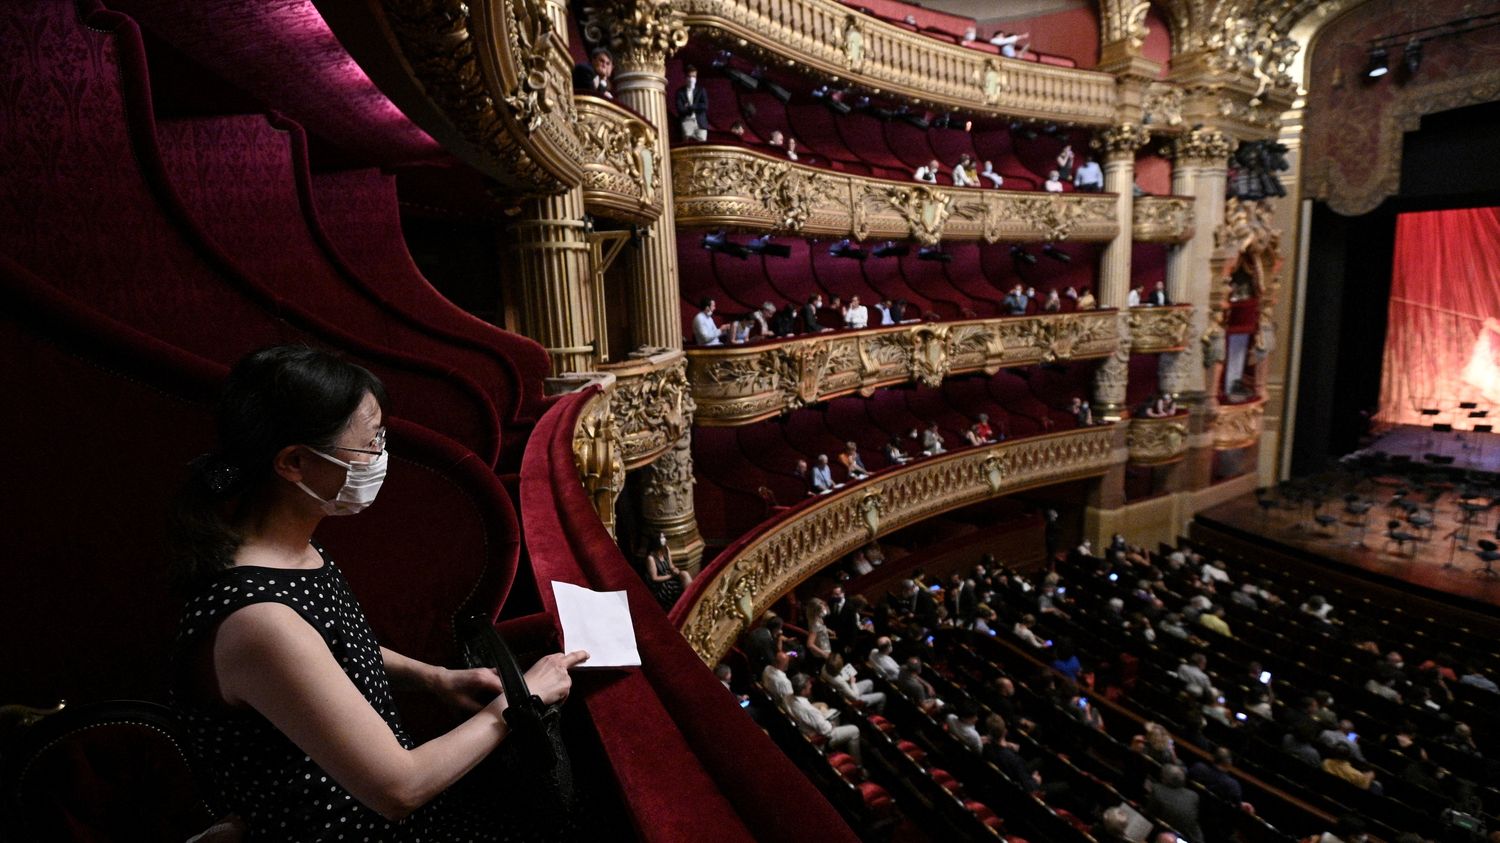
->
<box><xmin>170</xmin><ymin>346</ymin><xmax>386</xmax><ymax>589</ymax></box>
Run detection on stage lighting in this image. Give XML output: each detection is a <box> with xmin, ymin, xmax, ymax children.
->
<box><xmin>721</xmin><ymin>63</ymin><xmax>759</xmax><ymax>89</ymax></box>
<box><xmin>901</xmin><ymin>111</ymin><xmax>931</xmax><ymax>130</ymax></box>
<box><xmin>1042</xmin><ymin>244</ymin><xmax>1071</xmax><ymax>263</ymax></box>
<box><xmin>764</xmin><ymin>80</ymin><xmax>792</xmax><ymax>103</ymax></box>
<box><xmin>1404</xmin><ymin>39</ymin><xmax>1423</xmax><ymax>76</ymax></box>
<box><xmin>1010</xmin><ymin>245</ymin><xmax>1037</xmax><ymax>265</ymax></box>
<box><xmin>872</xmin><ymin>241</ymin><xmax>910</xmax><ymax>258</ymax></box>
<box><xmin>917</xmin><ymin>246</ymin><xmax>952</xmax><ymax>263</ymax></box>
<box><xmin>828</xmin><ymin>239</ymin><xmax>867</xmax><ymax>260</ymax></box>
<box><xmin>702</xmin><ymin>230</ymin><xmax>749</xmax><ymax>259</ymax></box>
<box><xmin>747</xmin><ymin>235</ymin><xmax>792</xmax><ymax>258</ymax></box>
<box><xmin>1365</xmin><ymin>46</ymin><xmax>1389</xmax><ymax>78</ymax></box>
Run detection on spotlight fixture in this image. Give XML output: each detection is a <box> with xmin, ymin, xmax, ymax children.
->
<box><xmin>747</xmin><ymin>235</ymin><xmax>791</xmax><ymax>258</ymax></box>
<box><xmin>1042</xmin><ymin>123</ymin><xmax>1060</xmax><ymax>136</ymax></box>
<box><xmin>828</xmin><ymin>239</ymin><xmax>867</xmax><ymax>260</ymax></box>
<box><xmin>900</xmin><ymin>110</ymin><xmax>931</xmax><ymax>130</ymax></box>
<box><xmin>917</xmin><ymin>246</ymin><xmax>952</xmax><ymax>263</ymax></box>
<box><xmin>1042</xmin><ymin>244</ymin><xmax>1071</xmax><ymax>263</ymax></box>
<box><xmin>1365</xmin><ymin>46</ymin><xmax>1389</xmax><ymax>78</ymax></box>
<box><xmin>1009</xmin><ymin>245</ymin><xmax>1037</xmax><ymax>266</ymax></box>
<box><xmin>764</xmin><ymin>80</ymin><xmax>792</xmax><ymax>103</ymax></box>
<box><xmin>872</xmin><ymin>241</ymin><xmax>910</xmax><ymax>258</ymax></box>
<box><xmin>1404</xmin><ymin>39</ymin><xmax>1422</xmax><ymax>76</ymax></box>
<box><xmin>702</xmin><ymin>230</ymin><xmax>749</xmax><ymax>259</ymax></box>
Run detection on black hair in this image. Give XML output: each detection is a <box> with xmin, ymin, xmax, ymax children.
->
<box><xmin>171</xmin><ymin>346</ymin><xmax>386</xmax><ymax>589</ymax></box>
<box><xmin>590</xmin><ymin>47</ymin><xmax>613</xmax><ymax>61</ymax></box>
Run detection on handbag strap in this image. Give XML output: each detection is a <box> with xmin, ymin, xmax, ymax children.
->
<box><xmin>458</xmin><ymin>615</ymin><xmax>539</xmax><ymax>710</ymax></box>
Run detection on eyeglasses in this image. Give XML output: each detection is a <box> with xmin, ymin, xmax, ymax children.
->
<box><xmin>333</xmin><ymin>427</ymin><xmax>387</xmax><ymax>456</ymax></box>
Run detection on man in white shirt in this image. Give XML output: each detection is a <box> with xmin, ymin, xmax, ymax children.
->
<box><xmin>1127</xmin><ymin>286</ymin><xmax>1143</xmax><ymax>307</ymax></box>
<box><xmin>1178</xmin><ymin>653</ymin><xmax>1217</xmax><ymax>699</ymax></box>
<box><xmin>988</xmin><ymin>30</ymin><xmax>1029</xmax><ymax>58</ymax></box>
<box><xmin>1073</xmin><ymin>157</ymin><xmax>1104</xmax><ymax>192</ymax></box>
<box><xmin>979</xmin><ymin>160</ymin><xmax>1004</xmax><ymax>188</ymax></box>
<box><xmin>947</xmin><ymin>701</ymin><xmax>984</xmax><ymax>753</ymax></box>
<box><xmin>868</xmin><ymin>637</ymin><xmax>901</xmax><ymax>680</ymax></box>
<box><xmin>691</xmin><ymin>297</ymin><xmax>732</xmax><ymax>346</ymax></box>
<box><xmin>914</xmin><ymin>159</ymin><xmax>940</xmax><ymax>183</ymax></box>
<box><xmin>1201</xmin><ymin>559</ymin><xmax>1231</xmax><ymax>585</ymax></box>
<box><xmin>810</xmin><ymin>454</ymin><xmax>836</xmax><ymax>494</ymax></box>
<box><xmin>787</xmin><ymin>674</ymin><xmax>862</xmax><ymax>763</ymax></box>
<box><xmin>1043</xmin><ymin>169</ymin><xmax>1064</xmax><ymax>192</ymax></box>
<box><xmin>921</xmin><ymin>423</ymin><xmax>945</xmax><ymax>455</ymax></box>
<box><xmin>873</xmin><ymin>299</ymin><xmax>896</xmax><ymax>325</ymax></box>
<box><xmin>843</xmin><ymin>295</ymin><xmax>868</xmax><ymax>329</ymax></box>
<box><xmin>761</xmin><ymin>651</ymin><xmax>794</xmax><ymax>702</ymax></box>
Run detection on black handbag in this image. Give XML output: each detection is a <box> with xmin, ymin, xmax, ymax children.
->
<box><xmin>458</xmin><ymin>616</ymin><xmax>579</xmax><ymax>841</ymax></box>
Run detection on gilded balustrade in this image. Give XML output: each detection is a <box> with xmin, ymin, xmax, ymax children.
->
<box><xmin>598</xmin><ymin>349</ymin><xmax>694</xmax><ymax>467</ymax></box>
<box><xmin>1126</xmin><ymin>414</ymin><xmax>1190</xmax><ymax>464</ymax></box>
<box><xmin>673</xmin><ymin>146</ymin><xmax>1119</xmax><ymax>245</ymax></box>
<box><xmin>1132</xmin><ymin>196</ymin><xmax>1195</xmax><ymax>243</ymax></box>
<box><xmin>1211</xmin><ymin>398</ymin><xmax>1265</xmax><ymax>450</ymax></box>
<box><xmin>671</xmin><ymin>425</ymin><xmax>1119</xmax><ymax>664</ymax></box>
<box><xmin>1127</xmin><ymin>305</ymin><xmax>1192</xmax><ymax>353</ymax></box>
<box><xmin>575</xmin><ymin>95</ymin><xmax>663</xmax><ymax>224</ymax></box>
<box><xmin>676</xmin><ymin>0</ymin><xmax>1118</xmax><ymax>125</ymax></box>
<box><xmin>688</xmin><ymin>311</ymin><xmax>1120</xmax><ymax>425</ymax></box>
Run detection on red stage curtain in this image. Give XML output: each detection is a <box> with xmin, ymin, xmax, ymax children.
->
<box><xmin>1377</xmin><ymin>206</ymin><xmax>1500</xmax><ymax>426</ymax></box>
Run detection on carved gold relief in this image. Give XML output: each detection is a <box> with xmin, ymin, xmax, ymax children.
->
<box><xmin>581</xmin><ymin>0</ymin><xmax>689</xmax><ymax>71</ymax></box>
<box><xmin>688</xmin><ymin>312</ymin><xmax>1120</xmax><ymax>425</ymax></box>
<box><xmin>1143</xmin><ymin>82</ymin><xmax>1185</xmax><ymax>128</ymax></box>
<box><xmin>675</xmin><ymin>427</ymin><xmax>1119</xmax><ymax>664</ymax></box>
<box><xmin>1128</xmin><ymin>305</ymin><xmax>1193</xmax><ymax>353</ymax></box>
<box><xmin>1132</xmin><ymin>196</ymin><xmax>1195</xmax><ymax>243</ymax></box>
<box><xmin>572</xmin><ymin>389</ymin><xmax>625</xmax><ymax>535</ymax></box>
<box><xmin>575</xmin><ymin>95</ymin><xmax>662</xmax><ymax>223</ymax></box>
<box><xmin>1126</xmin><ymin>416</ymin><xmax>1189</xmax><ymax>464</ymax></box>
<box><xmin>1094</xmin><ymin>122</ymin><xmax>1151</xmax><ymax>161</ymax></box>
<box><xmin>601</xmin><ymin>350</ymin><xmax>694</xmax><ymax>468</ymax></box>
<box><xmin>1171</xmin><ymin>126</ymin><xmax>1238</xmax><ymax>164</ymax></box>
<box><xmin>1212</xmin><ymin>398</ymin><xmax>1265</xmax><ymax>450</ymax></box>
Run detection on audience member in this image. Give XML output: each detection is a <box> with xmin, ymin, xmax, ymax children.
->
<box><xmin>1076</xmin><ymin>286</ymin><xmax>1097</xmax><ymax>310</ymax></box>
<box><xmin>1043</xmin><ymin>170</ymin><xmax>1065</xmax><ymax>192</ymax></box>
<box><xmin>674</xmin><ymin>64</ymin><xmax>709</xmax><ymax>141</ymax></box>
<box><xmin>842</xmin><ymin>295</ymin><xmax>868</xmax><ymax>329</ymax></box>
<box><xmin>945</xmin><ymin>700</ymin><xmax>984</xmax><ymax>753</ymax></box>
<box><xmin>1146</xmin><ymin>281</ymin><xmax>1170</xmax><ymax>306</ymax></box>
<box><xmin>761</xmin><ymin>650</ymin><xmax>794</xmax><ymax>703</ymax></box>
<box><xmin>804</xmin><ymin>598</ymin><xmax>833</xmax><ymax>661</ymax></box>
<box><xmin>873</xmin><ymin>299</ymin><xmax>897</xmax><ymax>325</ymax></box>
<box><xmin>822</xmin><ymin>652</ymin><xmax>886</xmax><ymax>712</ymax></box>
<box><xmin>1041</xmin><ymin>289</ymin><xmax>1061</xmax><ymax>313</ymax></box>
<box><xmin>1321</xmin><ymin>741</ymin><xmax>1380</xmax><ymax>793</ymax></box>
<box><xmin>771</xmin><ymin>302</ymin><xmax>798</xmax><ymax>336</ymax></box>
<box><xmin>785</xmin><ymin>137</ymin><xmax>799</xmax><ymax>161</ymax></box>
<box><xmin>884</xmin><ymin>437</ymin><xmax>910</xmax><ymax>465</ymax></box>
<box><xmin>800</xmin><ymin>294</ymin><xmax>828</xmax><ymax>333</ymax></box>
<box><xmin>767</xmin><ymin>129</ymin><xmax>785</xmax><ymax>147</ymax></box>
<box><xmin>988</xmin><ymin>30</ymin><xmax>1030</xmax><ymax>58</ymax></box>
<box><xmin>1055</xmin><ymin>144</ymin><xmax>1076</xmax><ymax>181</ymax></box>
<box><xmin>1127</xmin><ymin>285</ymin><xmax>1143</xmax><ymax>307</ymax></box>
<box><xmin>787</xmin><ymin>673</ymin><xmax>862</xmax><ymax>763</ymax></box>
<box><xmin>1146</xmin><ymin>764</ymin><xmax>1204</xmax><ymax>843</ymax></box>
<box><xmin>868</xmin><ymin>636</ymin><xmax>901</xmax><ymax>681</ymax></box>
<box><xmin>914</xmin><ymin>159</ymin><xmax>941</xmax><ymax>184</ymax></box>
<box><xmin>1002</xmin><ymin>284</ymin><xmax>1029</xmax><ymax>315</ymax></box>
<box><xmin>972</xmin><ymin>413</ymin><xmax>995</xmax><ymax>442</ymax></box>
<box><xmin>979</xmin><ymin>160</ymin><xmax>1004</xmax><ymax>188</ymax></box>
<box><xmin>839</xmin><ymin>441</ymin><xmax>871</xmax><ymax>479</ymax></box>
<box><xmin>896</xmin><ymin>658</ymin><xmax>940</xmax><ymax>712</ymax></box>
<box><xmin>745</xmin><ymin>616</ymin><xmax>785</xmax><ymax>670</ymax></box>
<box><xmin>920</xmin><ymin>422</ymin><xmax>946</xmax><ymax>455</ymax></box>
<box><xmin>810</xmin><ymin>454</ymin><xmax>836</xmax><ymax>494</ymax></box>
<box><xmin>951</xmin><ymin>154</ymin><xmax>977</xmax><ymax>187</ymax></box>
<box><xmin>1074</xmin><ymin>156</ymin><xmax>1104</xmax><ymax>192</ymax></box>
<box><xmin>573</xmin><ymin>47</ymin><xmax>614</xmax><ymax>98</ymax></box>
<box><xmin>691</xmin><ymin>298</ymin><xmax>733</xmax><ymax>346</ymax></box>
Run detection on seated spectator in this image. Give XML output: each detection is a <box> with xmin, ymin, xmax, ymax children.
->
<box><xmin>920</xmin><ymin>423</ymin><xmax>946</xmax><ymax>456</ymax></box>
<box><xmin>945</xmin><ymin>700</ymin><xmax>984</xmax><ymax>753</ymax></box>
<box><xmin>1198</xmin><ymin>606</ymin><xmax>1233</xmax><ymax>638</ymax></box>
<box><xmin>1444</xmin><ymin>721</ymin><xmax>1480</xmax><ymax>755</ymax></box>
<box><xmin>961</xmin><ymin>25</ymin><xmax>978</xmax><ymax>44</ymax></box>
<box><xmin>872</xmin><ymin>298</ymin><xmax>897</xmax><ymax>325</ymax></box>
<box><xmin>988</xmin><ymin>30</ymin><xmax>1030</xmax><ymax>58</ymax></box>
<box><xmin>761</xmin><ymin>650</ymin><xmax>794</xmax><ymax>703</ymax></box>
<box><xmin>1143</xmin><ymin>722</ymin><xmax>1180</xmax><ymax>766</ymax></box>
<box><xmin>1012</xmin><ymin>613</ymin><xmax>1049</xmax><ymax>649</ymax></box>
<box><xmin>641</xmin><ymin>531</ymin><xmax>691</xmax><ymax>610</ymax></box>
<box><xmin>822</xmin><ymin>651</ymin><xmax>885</xmax><ymax>712</ymax></box>
<box><xmin>1074</xmin><ymin>156</ymin><xmax>1104</xmax><ymax>192</ymax></box>
<box><xmin>896</xmin><ymin>658</ymin><xmax>940</xmax><ymax>712</ymax></box>
<box><xmin>864</xmin><ymin>542</ymin><xmax>886</xmax><ymax>567</ymax></box>
<box><xmin>842</xmin><ymin>295</ymin><xmax>868</xmax><ymax>329</ymax></box>
<box><xmin>745</xmin><ymin>615</ymin><xmax>785</xmax><ymax>670</ymax></box>
<box><xmin>784</xmin><ymin>137</ymin><xmax>800</xmax><ymax>161</ymax></box>
<box><xmin>729</xmin><ymin>120</ymin><xmax>747</xmax><ymax>138</ymax></box>
<box><xmin>771</xmin><ymin>302</ymin><xmax>798</xmax><ymax>336</ymax></box>
<box><xmin>850</xmin><ymin>549</ymin><xmax>874</xmax><ymax>576</ymax></box>
<box><xmin>838</xmin><ymin>441</ymin><xmax>871</xmax><ymax>479</ymax></box>
<box><xmin>1318</xmin><ymin>719</ymin><xmax>1365</xmax><ymax>762</ymax></box>
<box><xmin>573</xmin><ymin>47</ymin><xmax>614</xmax><ymax>99</ymax></box>
<box><xmin>970</xmin><ymin>604</ymin><xmax>998</xmax><ymax>635</ymax></box>
<box><xmin>1049</xmin><ymin>644</ymin><xmax>1083</xmax><ymax>682</ymax></box>
<box><xmin>1043</xmin><ymin>170</ymin><xmax>1065</xmax><ymax>192</ymax></box>
<box><xmin>1311</xmin><ymin>816</ymin><xmax>1370</xmax><ymax>843</ymax></box>
<box><xmin>1070</xmin><ymin>396</ymin><xmax>1094</xmax><ymax>426</ymax></box>
<box><xmin>737</xmin><ymin>301</ymin><xmax>778</xmax><ymax>341</ymax></box>
<box><xmin>1076</xmin><ymin>286</ymin><xmax>1097</xmax><ymax>310</ymax></box>
<box><xmin>691</xmin><ymin>297</ymin><xmax>734</xmax><ymax>346</ymax></box>
<box><xmin>913</xmin><ymin>159</ymin><xmax>941</xmax><ymax>184</ymax></box>
<box><xmin>979</xmin><ymin>160</ymin><xmax>1004</xmax><ymax>188</ymax></box>
<box><xmin>792</xmin><ymin>458</ymin><xmax>815</xmax><ymax>496</ymax></box>
<box><xmin>1144</xmin><ymin>394</ymin><xmax>1175</xmax><ymax>417</ymax></box>
<box><xmin>1459</xmin><ymin>663</ymin><xmax>1498</xmax><ymax>693</ymax></box>
<box><xmin>1321</xmin><ymin>742</ymin><xmax>1379</xmax><ymax>793</ymax></box>
<box><xmin>715</xmin><ymin>663</ymin><xmax>748</xmax><ymax>704</ymax></box>
<box><xmin>1146</xmin><ymin>764</ymin><xmax>1205</xmax><ymax>843</ymax></box>
<box><xmin>1092</xmin><ymin>806</ymin><xmax>1133</xmax><ymax>843</ymax></box>
<box><xmin>883</xmin><ymin>436</ymin><xmax>910</xmax><ymax>465</ymax></box>
<box><xmin>810</xmin><ymin>454</ymin><xmax>836</xmax><ymax>494</ymax></box>
<box><xmin>1127</xmin><ymin>285</ymin><xmax>1143</xmax><ymax>307</ymax></box>
<box><xmin>867</xmin><ymin>636</ymin><xmax>900</xmax><ymax>681</ymax></box>
<box><xmin>787</xmin><ymin>673</ymin><xmax>862</xmax><ymax>763</ymax></box>
<box><xmin>1041</xmin><ymin>289</ymin><xmax>1061</xmax><ymax>313</ymax></box>
<box><xmin>1002</xmin><ymin>284</ymin><xmax>1029</xmax><ymax>315</ymax></box>
<box><xmin>767</xmin><ymin>129</ymin><xmax>785</xmax><ymax>148</ymax></box>
<box><xmin>963</xmin><ymin>422</ymin><xmax>991</xmax><ymax>447</ymax></box>
<box><xmin>951</xmin><ymin>154</ymin><xmax>977</xmax><ymax>187</ymax></box>
<box><xmin>1178</xmin><ymin>653</ymin><xmax>1217</xmax><ymax>699</ymax></box>
<box><xmin>1301</xmin><ymin>594</ymin><xmax>1334</xmax><ymax>620</ymax></box>
<box><xmin>972</xmin><ymin>413</ymin><xmax>995</xmax><ymax>442</ymax></box>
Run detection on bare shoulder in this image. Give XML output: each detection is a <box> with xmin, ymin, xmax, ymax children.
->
<box><xmin>215</xmin><ymin>603</ymin><xmax>328</xmax><ymax>673</ymax></box>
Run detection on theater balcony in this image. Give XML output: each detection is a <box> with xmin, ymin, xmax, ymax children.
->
<box><xmin>575</xmin><ymin>95</ymin><xmax>664</xmax><ymax>225</ymax></box>
<box><xmin>673</xmin><ymin>146</ymin><xmax>1119</xmax><ymax>244</ymax></box>
<box><xmin>1128</xmin><ymin>304</ymin><xmax>1193</xmax><ymax>353</ymax></box>
<box><xmin>1126</xmin><ymin>413</ymin><xmax>1191</xmax><ymax>465</ymax></box>
<box><xmin>1131</xmin><ymin>195</ymin><xmax>1196</xmax><ymax>243</ymax></box>
<box><xmin>1212</xmin><ymin>396</ymin><xmax>1266</xmax><ymax>451</ymax></box>
<box><xmin>671</xmin><ymin>424</ymin><xmax>1119</xmax><ymax>664</ymax></box>
<box><xmin>688</xmin><ymin>312</ymin><xmax>1119</xmax><ymax>424</ymax></box>
<box><xmin>675</xmin><ymin>0</ymin><xmax>1118</xmax><ymax>125</ymax></box>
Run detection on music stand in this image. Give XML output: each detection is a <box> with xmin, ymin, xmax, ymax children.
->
<box><xmin>1474</xmin><ymin>424</ymin><xmax>1493</xmax><ymax>464</ymax></box>
<box><xmin>1420</xmin><ymin>408</ymin><xmax>1440</xmax><ymax>449</ymax></box>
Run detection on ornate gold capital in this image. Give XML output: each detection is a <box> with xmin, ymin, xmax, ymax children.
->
<box><xmin>582</xmin><ymin>0</ymin><xmax>688</xmax><ymax>72</ymax></box>
<box><xmin>1094</xmin><ymin>122</ymin><xmax>1151</xmax><ymax>161</ymax></box>
<box><xmin>1171</xmin><ymin>127</ymin><xmax>1237</xmax><ymax>164</ymax></box>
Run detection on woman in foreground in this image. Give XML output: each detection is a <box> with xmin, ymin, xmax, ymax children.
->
<box><xmin>172</xmin><ymin>346</ymin><xmax>587</xmax><ymax>839</ymax></box>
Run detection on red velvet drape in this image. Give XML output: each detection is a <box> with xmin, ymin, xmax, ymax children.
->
<box><xmin>1377</xmin><ymin>206</ymin><xmax>1500</xmax><ymax>426</ymax></box>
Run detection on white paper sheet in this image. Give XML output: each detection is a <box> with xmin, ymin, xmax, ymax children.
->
<box><xmin>551</xmin><ymin>581</ymin><xmax>642</xmax><ymax>668</ymax></box>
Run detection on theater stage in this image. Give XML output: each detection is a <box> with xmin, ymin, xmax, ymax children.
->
<box><xmin>1364</xmin><ymin>423</ymin><xmax>1500</xmax><ymax>474</ymax></box>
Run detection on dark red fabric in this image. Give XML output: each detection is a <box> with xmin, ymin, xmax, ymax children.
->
<box><xmin>522</xmin><ymin>392</ymin><xmax>859</xmax><ymax>843</ymax></box>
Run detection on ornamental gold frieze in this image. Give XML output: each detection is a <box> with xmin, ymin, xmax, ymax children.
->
<box><xmin>1128</xmin><ymin>305</ymin><xmax>1193</xmax><ymax>353</ymax></box>
<box><xmin>671</xmin><ymin>426</ymin><xmax>1118</xmax><ymax>664</ymax></box>
<box><xmin>1211</xmin><ymin>397</ymin><xmax>1264</xmax><ymax>450</ymax></box>
<box><xmin>676</xmin><ymin>0</ymin><xmax>1117</xmax><ymax>126</ymax></box>
<box><xmin>599</xmin><ymin>349</ymin><xmax>694</xmax><ymax>468</ymax></box>
<box><xmin>688</xmin><ymin>311</ymin><xmax>1119</xmax><ymax>425</ymax></box>
<box><xmin>571</xmin><ymin>387</ymin><xmax>625</xmax><ymax>535</ymax></box>
<box><xmin>672</xmin><ymin>146</ymin><xmax>1120</xmax><ymax>244</ymax></box>
<box><xmin>1126</xmin><ymin>415</ymin><xmax>1189</xmax><ymax>464</ymax></box>
<box><xmin>574</xmin><ymin>95</ymin><xmax>662</xmax><ymax>224</ymax></box>
<box><xmin>1132</xmin><ymin>196</ymin><xmax>1195</xmax><ymax>243</ymax></box>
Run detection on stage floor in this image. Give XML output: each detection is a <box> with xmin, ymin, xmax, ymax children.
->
<box><xmin>1200</xmin><ymin>489</ymin><xmax>1500</xmax><ymax>615</ymax></box>
<box><xmin>1367</xmin><ymin>423</ymin><xmax>1500</xmax><ymax>474</ymax></box>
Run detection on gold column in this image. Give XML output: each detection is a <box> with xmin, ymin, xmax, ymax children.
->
<box><xmin>507</xmin><ymin>187</ymin><xmax>598</xmax><ymax>375</ymax></box>
<box><xmin>583</xmin><ymin>0</ymin><xmax>701</xmax><ymax>567</ymax></box>
<box><xmin>1091</xmin><ymin>122</ymin><xmax>1150</xmax><ymax>420</ymax></box>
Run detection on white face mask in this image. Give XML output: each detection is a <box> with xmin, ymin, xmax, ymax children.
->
<box><xmin>297</xmin><ymin>447</ymin><xmax>388</xmax><ymax>516</ymax></box>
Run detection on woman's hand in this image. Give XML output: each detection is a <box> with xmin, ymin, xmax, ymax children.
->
<box><xmin>431</xmin><ymin>666</ymin><xmax>505</xmax><ymax>714</ymax></box>
<box><xmin>524</xmin><ymin>651</ymin><xmax>590</xmax><ymax>706</ymax></box>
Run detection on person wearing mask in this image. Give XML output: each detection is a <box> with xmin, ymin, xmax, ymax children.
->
<box><xmin>692</xmin><ymin>298</ymin><xmax>733</xmax><ymax>346</ymax></box>
<box><xmin>674</xmin><ymin>64</ymin><xmax>709</xmax><ymax>141</ymax></box>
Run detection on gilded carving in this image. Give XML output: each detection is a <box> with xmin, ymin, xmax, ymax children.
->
<box><xmin>581</xmin><ymin>0</ymin><xmax>689</xmax><ymax>71</ymax></box>
<box><xmin>1171</xmin><ymin>127</ymin><xmax>1238</xmax><ymax>164</ymax></box>
<box><xmin>605</xmin><ymin>352</ymin><xmax>694</xmax><ymax>468</ymax></box>
<box><xmin>882</xmin><ymin>185</ymin><xmax>954</xmax><ymax>247</ymax></box>
<box><xmin>1093</xmin><ymin>310</ymin><xmax>1133</xmax><ymax>411</ymax></box>
<box><xmin>572</xmin><ymin>389</ymin><xmax>625</xmax><ymax>534</ymax></box>
<box><xmin>576</xmin><ymin>96</ymin><xmax>662</xmax><ymax>222</ymax></box>
<box><xmin>1094</xmin><ymin>122</ymin><xmax>1151</xmax><ymax>161</ymax></box>
<box><xmin>674</xmin><ymin>427</ymin><xmax>1120</xmax><ymax>664</ymax></box>
<box><xmin>842</xmin><ymin>15</ymin><xmax>866</xmax><ymax>71</ymax></box>
<box><xmin>1128</xmin><ymin>305</ymin><xmax>1193</xmax><ymax>353</ymax></box>
<box><xmin>1100</xmin><ymin>0</ymin><xmax>1153</xmax><ymax>51</ymax></box>
<box><xmin>1132</xmin><ymin>196</ymin><xmax>1195</xmax><ymax>243</ymax></box>
<box><xmin>1008</xmin><ymin>195</ymin><xmax>1089</xmax><ymax>242</ymax></box>
<box><xmin>1212</xmin><ymin>399</ymin><xmax>1265</xmax><ymax>450</ymax></box>
<box><xmin>981</xmin><ymin>59</ymin><xmax>1007</xmax><ymax>106</ymax></box>
<box><xmin>1126</xmin><ymin>416</ymin><xmax>1189</xmax><ymax>463</ymax></box>
<box><xmin>1142</xmin><ymin>82</ymin><xmax>1185</xmax><ymax>128</ymax></box>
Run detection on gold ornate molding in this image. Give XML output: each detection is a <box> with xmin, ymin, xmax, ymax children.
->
<box><xmin>672</xmin><ymin>146</ymin><xmax>1121</xmax><ymax>244</ymax></box>
<box><xmin>674</xmin><ymin>426</ymin><xmax>1119</xmax><ymax>664</ymax></box>
<box><xmin>571</xmin><ymin>387</ymin><xmax>626</xmax><ymax>535</ymax></box>
<box><xmin>676</xmin><ymin>0</ymin><xmax>1119</xmax><ymax>125</ymax></box>
<box><xmin>1095</xmin><ymin>122</ymin><xmax>1152</xmax><ymax>161</ymax></box>
<box><xmin>599</xmin><ymin>349</ymin><xmax>695</xmax><ymax>468</ymax></box>
<box><xmin>1128</xmin><ymin>305</ymin><xmax>1193</xmax><ymax>353</ymax></box>
<box><xmin>1143</xmin><ymin>81</ymin><xmax>1186</xmax><ymax>129</ymax></box>
<box><xmin>575</xmin><ymin>95</ymin><xmax>662</xmax><ymax>223</ymax></box>
<box><xmin>1211</xmin><ymin>397</ymin><xmax>1264</xmax><ymax>450</ymax></box>
<box><xmin>1126</xmin><ymin>415</ymin><xmax>1189</xmax><ymax>464</ymax></box>
<box><xmin>1132</xmin><ymin>196</ymin><xmax>1195</xmax><ymax>243</ymax></box>
<box><xmin>1099</xmin><ymin>0</ymin><xmax>1153</xmax><ymax>53</ymax></box>
<box><xmin>1170</xmin><ymin>125</ymin><xmax>1238</xmax><ymax>164</ymax></box>
<box><xmin>580</xmin><ymin>0</ymin><xmax>689</xmax><ymax>72</ymax></box>
<box><xmin>688</xmin><ymin>312</ymin><xmax>1120</xmax><ymax>425</ymax></box>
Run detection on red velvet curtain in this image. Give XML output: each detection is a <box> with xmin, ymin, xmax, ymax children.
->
<box><xmin>1377</xmin><ymin>206</ymin><xmax>1500</xmax><ymax>426</ymax></box>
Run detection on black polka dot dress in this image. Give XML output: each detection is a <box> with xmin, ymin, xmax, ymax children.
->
<box><xmin>172</xmin><ymin>546</ymin><xmax>503</xmax><ymax>841</ymax></box>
